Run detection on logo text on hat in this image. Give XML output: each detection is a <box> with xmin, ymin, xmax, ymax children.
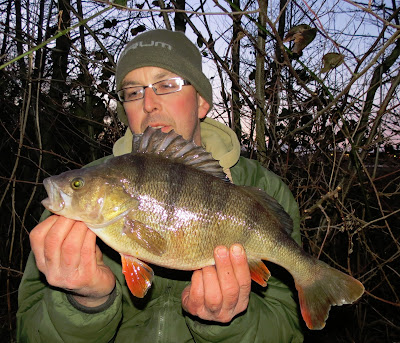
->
<box><xmin>122</xmin><ymin>41</ymin><xmax>172</xmax><ymax>58</ymax></box>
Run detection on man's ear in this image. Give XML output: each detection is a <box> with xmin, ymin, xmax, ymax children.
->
<box><xmin>197</xmin><ymin>94</ymin><xmax>210</xmax><ymax>119</ymax></box>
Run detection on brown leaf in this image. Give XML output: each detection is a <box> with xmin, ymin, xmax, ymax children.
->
<box><xmin>283</xmin><ymin>24</ymin><xmax>317</xmax><ymax>55</ymax></box>
<box><xmin>321</xmin><ymin>53</ymin><xmax>345</xmax><ymax>73</ymax></box>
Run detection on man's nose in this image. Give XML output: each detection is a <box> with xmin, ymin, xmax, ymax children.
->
<box><xmin>143</xmin><ymin>87</ymin><xmax>160</xmax><ymax>113</ymax></box>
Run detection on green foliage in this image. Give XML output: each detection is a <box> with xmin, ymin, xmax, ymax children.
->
<box><xmin>113</xmin><ymin>0</ymin><xmax>128</xmax><ymax>6</ymax></box>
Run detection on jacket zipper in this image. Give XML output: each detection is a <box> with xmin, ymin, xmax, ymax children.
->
<box><xmin>156</xmin><ymin>281</ymin><xmax>172</xmax><ymax>343</ymax></box>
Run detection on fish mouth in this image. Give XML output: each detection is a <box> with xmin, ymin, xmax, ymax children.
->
<box><xmin>41</xmin><ymin>178</ymin><xmax>69</xmax><ymax>213</ymax></box>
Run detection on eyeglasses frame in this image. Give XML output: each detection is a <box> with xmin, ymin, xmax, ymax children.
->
<box><xmin>117</xmin><ymin>77</ymin><xmax>191</xmax><ymax>102</ymax></box>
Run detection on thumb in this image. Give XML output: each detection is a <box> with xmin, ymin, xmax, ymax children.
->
<box><xmin>95</xmin><ymin>244</ymin><xmax>104</xmax><ymax>264</ymax></box>
<box><xmin>181</xmin><ymin>283</ymin><xmax>191</xmax><ymax>310</ymax></box>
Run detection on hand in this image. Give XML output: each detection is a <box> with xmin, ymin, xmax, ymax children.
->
<box><xmin>181</xmin><ymin>244</ymin><xmax>252</xmax><ymax>323</ymax></box>
<box><xmin>30</xmin><ymin>215</ymin><xmax>116</xmax><ymax>307</ymax></box>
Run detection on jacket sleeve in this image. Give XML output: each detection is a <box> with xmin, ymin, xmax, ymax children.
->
<box><xmin>17</xmin><ymin>155</ymin><xmax>124</xmax><ymax>342</ymax></box>
<box><xmin>16</xmin><ymin>251</ymin><xmax>123</xmax><ymax>343</ymax></box>
<box><xmin>186</xmin><ymin>157</ymin><xmax>304</xmax><ymax>342</ymax></box>
<box><xmin>185</xmin><ymin>281</ymin><xmax>303</xmax><ymax>343</ymax></box>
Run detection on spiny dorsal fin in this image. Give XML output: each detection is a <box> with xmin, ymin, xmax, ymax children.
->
<box><xmin>132</xmin><ymin>127</ymin><xmax>228</xmax><ymax>180</ymax></box>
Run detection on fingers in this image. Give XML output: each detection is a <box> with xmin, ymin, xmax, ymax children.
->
<box><xmin>211</xmin><ymin>244</ymin><xmax>251</xmax><ymax>320</ymax></box>
<box><xmin>210</xmin><ymin>246</ymin><xmax>237</xmax><ymax>312</ymax></box>
<box><xmin>59</xmin><ymin>221</ymin><xmax>89</xmax><ymax>271</ymax></box>
<box><xmin>30</xmin><ymin>215</ymin><xmax>72</xmax><ymax>272</ymax></box>
<box><xmin>29</xmin><ymin>215</ymin><xmax>116</xmax><ymax>305</ymax></box>
<box><xmin>78</xmin><ymin>228</ymin><xmax>98</xmax><ymax>271</ymax></box>
<box><xmin>182</xmin><ymin>244</ymin><xmax>252</xmax><ymax>323</ymax></box>
<box><xmin>230</xmin><ymin>244</ymin><xmax>251</xmax><ymax>313</ymax></box>
<box><xmin>228</xmin><ymin>245</ymin><xmax>252</xmax><ymax>313</ymax></box>
<box><xmin>182</xmin><ymin>269</ymin><xmax>205</xmax><ymax>315</ymax></box>
<box><xmin>31</xmin><ymin>216</ymin><xmax>86</xmax><ymax>286</ymax></box>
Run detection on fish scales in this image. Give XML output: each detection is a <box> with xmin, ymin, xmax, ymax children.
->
<box><xmin>102</xmin><ymin>151</ymin><xmax>298</xmax><ymax>271</ymax></box>
<box><xmin>41</xmin><ymin>127</ymin><xmax>364</xmax><ymax>330</ymax></box>
<box><xmin>118</xmin><ymin>153</ymin><xmax>253</xmax><ymax>268</ymax></box>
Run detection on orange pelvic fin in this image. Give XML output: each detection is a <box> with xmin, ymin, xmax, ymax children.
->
<box><xmin>248</xmin><ymin>259</ymin><xmax>271</xmax><ymax>287</ymax></box>
<box><xmin>295</xmin><ymin>260</ymin><xmax>364</xmax><ymax>330</ymax></box>
<box><xmin>121</xmin><ymin>254</ymin><xmax>154</xmax><ymax>298</ymax></box>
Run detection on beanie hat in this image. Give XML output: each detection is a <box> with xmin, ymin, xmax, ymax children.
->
<box><xmin>116</xmin><ymin>29</ymin><xmax>213</xmax><ymax>125</ymax></box>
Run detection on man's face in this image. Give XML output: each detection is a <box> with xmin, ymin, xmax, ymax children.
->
<box><xmin>122</xmin><ymin>67</ymin><xmax>210</xmax><ymax>145</ymax></box>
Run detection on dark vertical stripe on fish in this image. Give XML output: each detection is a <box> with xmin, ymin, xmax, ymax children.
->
<box><xmin>130</xmin><ymin>154</ymin><xmax>150</xmax><ymax>195</ymax></box>
<box><xmin>165</xmin><ymin>161</ymin><xmax>187</xmax><ymax>209</ymax></box>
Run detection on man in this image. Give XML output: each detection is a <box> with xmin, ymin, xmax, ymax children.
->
<box><xmin>17</xmin><ymin>29</ymin><xmax>304</xmax><ymax>342</ymax></box>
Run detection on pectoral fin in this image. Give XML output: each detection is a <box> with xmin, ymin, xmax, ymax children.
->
<box><xmin>248</xmin><ymin>259</ymin><xmax>271</xmax><ymax>287</ymax></box>
<box><xmin>123</xmin><ymin>216</ymin><xmax>166</xmax><ymax>256</ymax></box>
<box><xmin>121</xmin><ymin>254</ymin><xmax>154</xmax><ymax>298</ymax></box>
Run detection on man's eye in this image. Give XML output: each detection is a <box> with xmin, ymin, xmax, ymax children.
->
<box><xmin>125</xmin><ymin>88</ymin><xmax>141</xmax><ymax>99</ymax></box>
<box><xmin>159</xmin><ymin>81</ymin><xmax>177</xmax><ymax>90</ymax></box>
<box><xmin>158</xmin><ymin>82</ymin><xmax>178</xmax><ymax>92</ymax></box>
<box><xmin>163</xmin><ymin>83</ymin><xmax>174</xmax><ymax>88</ymax></box>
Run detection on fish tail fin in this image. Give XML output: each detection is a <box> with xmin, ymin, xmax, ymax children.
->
<box><xmin>295</xmin><ymin>260</ymin><xmax>364</xmax><ymax>330</ymax></box>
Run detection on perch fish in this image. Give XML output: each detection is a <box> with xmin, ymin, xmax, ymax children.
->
<box><xmin>41</xmin><ymin>127</ymin><xmax>364</xmax><ymax>330</ymax></box>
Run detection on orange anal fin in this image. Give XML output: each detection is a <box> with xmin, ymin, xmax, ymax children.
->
<box><xmin>121</xmin><ymin>254</ymin><xmax>154</xmax><ymax>298</ymax></box>
<box><xmin>248</xmin><ymin>259</ymin><xmax>271</xmax><ymax>287</ymax></box>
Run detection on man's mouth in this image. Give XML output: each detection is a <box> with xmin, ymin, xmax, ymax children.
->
<box><xmin>149</xmin><ymin>124</ymin><xmax>172</xmax><ymax>133</ymax></box>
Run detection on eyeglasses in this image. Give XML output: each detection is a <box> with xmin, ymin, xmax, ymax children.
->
<box><xmin>117</xmin><ymin>77</ymin><xmax>191</xmax><ymax>102</ymax></box>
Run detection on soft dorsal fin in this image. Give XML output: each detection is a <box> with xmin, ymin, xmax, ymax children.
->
<box><xmin>132</xmin><ymin>127</ymin><xmax>228</xmax><ymax>180</ymax></box>
<box><xmin>240</xmin><ymin>186</ymin><xmax>293</xmax><ymax>236</ymax></box>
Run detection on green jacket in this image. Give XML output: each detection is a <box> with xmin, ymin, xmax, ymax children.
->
<box><xmin>17</xmin><ymin>118</ymin><xmax>304</xmax><ymax>342</ymax></box>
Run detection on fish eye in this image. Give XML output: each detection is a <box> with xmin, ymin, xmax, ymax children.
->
<box><xmin>71</xmin><ymin>177</ymin><xmax>84</xmax><ymax>190</ymax></box>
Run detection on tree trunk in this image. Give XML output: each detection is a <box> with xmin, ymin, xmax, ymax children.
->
<box><xmin>1</xmin><ymin>0</ymin><xmax>12</xmax><ymax>58</ymax></box>
<box><xmin>33</xmin><ymin>0</ymin><xmax>46</xmax><ymax>82</ymax></box>
<box><xmin>158</xmin><ymin>0</ymin><xmax>172</xmax><ymax>30</ymax></box>
<box><xmin>255</xmin><ymin>0</ymin><xmax>268</xmax><ymax>164</ymax></box>
<box><xmin>14</xmin><ymin>0</ymin><xmax>26</xmax><ymax>76</ymax></box>
<box><xmin>230</xmin><ymin>0</ymin><xmax>242</xmax><ymax>142</ymax></box>
<box><xmin>43</xmin><ymin>0</ymin><xmax>71</xmax><ymax>173</ymax></box>
<box><xmin>267</xmin><ymin>0</ymin><xmax>286</xmax><ymax>154</ymax></box>
<box><xmin>174</xmin><ymin>0</ymin><xmax>186</xmax><ymax>32</ymax></box>
<box><xmin>76</xmin><ymin>0</ymin><xmax>96</xmax><ymax>162</ymax></box>
<box><xmin>50</xmin><ymin>0</ymin><xmax>71</xmax><ymax>98</ymax></box>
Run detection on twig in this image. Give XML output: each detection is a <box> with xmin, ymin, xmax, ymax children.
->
<box><xmin>365</xmin><ymin>290</ymin><xmax>400</xmax><ymax>307</ymax></box>
<box><xmin>92</xmin><ymin>0</ymin><xmax>261</xmax><ymax>15</ymax></box>
<box><xmin>317</xmin><ymin>204</ymin><xmax>331</xmax><ymax>259</ymax></box>
<box><xmin>0</xmin><ymin>5</ymin><xmax>113</xmax><ymax>70</ymax></box>
<box><xmin>343</xmin><ymin>0</ymin><xmax>400</xmax><ymax>29</ymax></box>
<box><xmin>304</xmin><ymin>186</ymin><xmax>342</xmax><ymax>215</ymax></box>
